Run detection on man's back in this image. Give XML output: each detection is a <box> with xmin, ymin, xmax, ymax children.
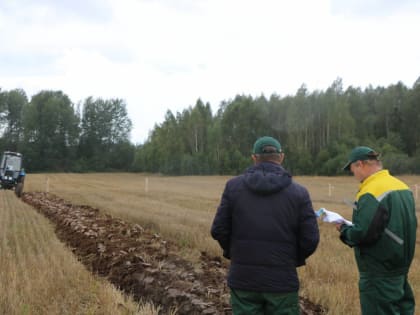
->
<box><xmin>211</xmin><ymin>161</ymin><xmax>319</xmax><ymax>292</ymax></box>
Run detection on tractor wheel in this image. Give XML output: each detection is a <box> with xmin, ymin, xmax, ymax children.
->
<box><xmin>15</xmin><ymin>183</ymin><xmax>24</xmax><ymax>198</ymax></box>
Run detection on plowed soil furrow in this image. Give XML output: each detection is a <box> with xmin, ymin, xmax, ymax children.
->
<box><xmin>22</xmin><ymin>192</ymin><xmax>325</xmax><ymax>315</ymax></box>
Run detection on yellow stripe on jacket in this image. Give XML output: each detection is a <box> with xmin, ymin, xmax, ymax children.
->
<box><xmin>356</xmin><ymin>170</ymin><xmax>409</xmax><ymax>201</ymax></box>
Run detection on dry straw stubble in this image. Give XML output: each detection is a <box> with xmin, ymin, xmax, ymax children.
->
<box><xmin>24</xmin><ymin>173</ymin><xmax>420</xmax><ymax>315</ymax></box>
<box><xmin>0</xmin><ymin>189</ymin><xmax>158</xmax><ymax>315</ymax></box>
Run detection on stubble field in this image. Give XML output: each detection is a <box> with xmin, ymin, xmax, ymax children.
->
<box><xmin>2</xmin><ymin>173</ymin><xmax>419</xmax><ymax>314</ymax></box>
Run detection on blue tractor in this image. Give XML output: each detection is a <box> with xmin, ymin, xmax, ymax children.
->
<box><xmin>0</xmin><ymin>151</ymin><xmax>26</xmax><ymax>197</ymax></box>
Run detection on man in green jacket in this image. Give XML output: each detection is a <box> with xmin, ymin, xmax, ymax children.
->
<box><xmin>338</xmin><ymin>146</ymin><xmax>417</xmax><ymax>315</ymax></box>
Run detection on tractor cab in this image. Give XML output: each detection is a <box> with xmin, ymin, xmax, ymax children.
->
<box><xmin>0</xmin><ymin>151</ymin><xmax>25</xmax><ymax>197</ymax></box>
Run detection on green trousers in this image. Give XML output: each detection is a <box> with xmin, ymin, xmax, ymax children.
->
<box><xmin>230</xmin><ymin>288</ymin><xmax>300</xmax><ymax>315</ymax></box>
<box><xmin>359</xmin><ymin>273</ymin><xmax>415</xmax><ymax>315</ymax></box>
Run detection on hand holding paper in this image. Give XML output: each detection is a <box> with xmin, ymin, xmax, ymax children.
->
<box><xmin>316</xmin><ymin>208</ymin><xmax>353</xmax><ymax>226</ymax></box>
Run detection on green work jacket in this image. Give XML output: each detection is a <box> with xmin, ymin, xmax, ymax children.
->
<box><xmin>340</xmin><ymin>170</ymin><xmax>417</xmax><ymax>276</ymax></box>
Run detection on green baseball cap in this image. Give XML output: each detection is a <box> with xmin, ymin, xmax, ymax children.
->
<box><xmin>253</xmin><ymin>136</ymin><xmax>282</xmax><ymax>154</ymax></box>
<box><xmin>343</xmin><ymin>146</ymin><xmax>380</xmax><ymax>171</ymax></box>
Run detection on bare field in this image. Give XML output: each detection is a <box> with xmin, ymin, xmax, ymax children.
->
<box><xmin>24</xmin><ymin>173</ymin><xmax>420</xmax><ymax>314</ymax></box>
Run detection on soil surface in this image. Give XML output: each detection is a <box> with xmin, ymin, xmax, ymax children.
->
<box><xmin>22</xmin><ymin>192</ymin><xmax>326</xmax><ymax>315</ymax></box>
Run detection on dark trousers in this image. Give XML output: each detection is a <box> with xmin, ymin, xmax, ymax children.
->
<box><xmin>359</xmin><ymin>273</ymin><xmax>415</xmax><ymax>315</ymax></box>
<box><xmin>230</xmin><ymin>288</ymin><xmax>300</xmax><ymax>315</ymax></box>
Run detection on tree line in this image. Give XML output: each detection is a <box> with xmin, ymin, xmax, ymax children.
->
<box><xmin>1</xmin><ymin>77</ymin><xmax>420</xmax><ymax>175</ymax></box>
<box><xmin>0</xmin><ymin>90</ymin><xmax>133</xmax><ymax>172</ymax></box>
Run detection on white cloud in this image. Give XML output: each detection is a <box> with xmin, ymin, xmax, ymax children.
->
<box><xmin>1</xmin><ymin>0</ymin><xmax>420</xmax><ymax>143</ymax></box>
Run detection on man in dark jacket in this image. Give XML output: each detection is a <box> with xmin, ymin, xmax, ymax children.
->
<box><xmin>211</xmin><ymin>136</ymin><xmax>320</xmax><ymax>315</ymax></box>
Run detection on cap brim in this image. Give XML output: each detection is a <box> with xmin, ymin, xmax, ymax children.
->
<box><xmin>343</xmin><ymin>161</ymin><xmax>351</xmax><ymax>171</ymax></box>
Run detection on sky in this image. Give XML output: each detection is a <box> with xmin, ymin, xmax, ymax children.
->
<box><xmin>1</xmin><ymin>0</ymin><xmax>420</xmax><ymax>144</ymax></box>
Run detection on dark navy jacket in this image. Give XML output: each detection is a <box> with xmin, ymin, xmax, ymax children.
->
<box><xmin>211</xmin><ymin>162</ymin><xmax>319</xmax><ymax>292</ymax></box>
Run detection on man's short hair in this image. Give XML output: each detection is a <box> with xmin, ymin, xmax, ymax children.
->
<box><xmin>254</xmin><ymin>151</ymin><xmax>282</xmax><ymax>162</ymax></box>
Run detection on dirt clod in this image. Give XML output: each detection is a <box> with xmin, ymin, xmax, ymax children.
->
<box><xmin>22</xmin><ymin>192</ymin><xmax>326</xmax><ymax>315</ymax></box>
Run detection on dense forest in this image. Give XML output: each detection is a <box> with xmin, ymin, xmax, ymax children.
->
<box><xmin>1</xmin><ymin>77</ymin><xmax>419</xmax><ymax>175</ymax></box>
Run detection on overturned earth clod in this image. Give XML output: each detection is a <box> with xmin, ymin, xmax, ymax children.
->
<box><xmin>22</xmin><ymin>192</ymin><xmax>326</xmax><ymax>315</ymax></box>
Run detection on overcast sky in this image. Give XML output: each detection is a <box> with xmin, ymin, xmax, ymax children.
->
<box><xmin>1</xmin><ymin>0</ymin><xmax>419</xmax><ymax>144</ymax></box>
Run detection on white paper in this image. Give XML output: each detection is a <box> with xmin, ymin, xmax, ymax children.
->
<box><xmin>316</xmin><ymin>208</ymin><xmax>353</xmax><ymax>226</ymax></box>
